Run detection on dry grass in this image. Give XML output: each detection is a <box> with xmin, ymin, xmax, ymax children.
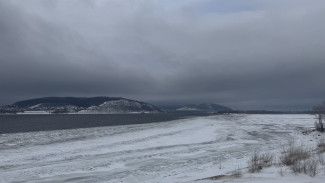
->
<box><xmin>244</xmin><ymin>136</ymin><xmax>325</xmax><ymax>178</ymax></box>
<box><xmin>279</xmin><ymin>142</ymin><xmax>310</xmax><ymax>166</ymax></box>
<box><xmin>317</xmin><ymin>154</ymin><xmax>325</xmax><ymax>165</ymax></box>
<box><xmin>247</xmin><ymin>151</ymin><xmax>274</xmax><ymax>173</ymax></box>
<box><xmin>259</xmin><ymin>153</ymin><xmax>274</xmax><ymax>166</ymax></box>
<box><xmin>291</xmin><ymin>159</ymin><xmax>318</xmax><ymax>177</ymax></box>
<box><xmin>317</xmin><ymin>137</ymin><xmax>325</xmax><ymax>154</ymax></box>
<box><xmin>247</xmin><ymin>152</ymin><xmax>261</xmax><ymax>173</ymax></box>
<box><xmin>230</xmin><ymin>167</ymin><xmax>242</xmax><ymax>178</ymax></box>
<box><xmin>277</xmin><ymin>139</ymin><xmax>323</xmax><ymax>177</ymax></box>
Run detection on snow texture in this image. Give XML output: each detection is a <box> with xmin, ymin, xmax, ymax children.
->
<box><xmin>0</xmin><ymin>114</ymin><xmax>324</xmax><ymax>183</ymax></box>
<box><xmin>78</xmin><ymin>99</ymin><xmax>159</xmax><ymax>114</ymax></box>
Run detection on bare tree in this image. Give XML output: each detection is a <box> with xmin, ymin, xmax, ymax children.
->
<box><xmin>313</xmin><ymin>104</ymin><xmax>325</xmax><ymax>132</ymax></box>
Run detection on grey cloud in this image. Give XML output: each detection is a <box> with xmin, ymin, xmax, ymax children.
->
<box><xmin>1</xmin><ymin>0</ymin><xmax>325</xmax><ymax>110</ymax></box>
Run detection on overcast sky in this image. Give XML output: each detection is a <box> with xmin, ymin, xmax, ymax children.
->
<box><xmin>1</xmin><ymin>0</ymin><xmax>325</xmax><ymax>110</ymax></box>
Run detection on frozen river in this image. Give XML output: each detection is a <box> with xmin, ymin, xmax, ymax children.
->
<box><xmin>0</xmin><ymin>114</ymin><xmax>315</xmax><ymax>182</ymax></box>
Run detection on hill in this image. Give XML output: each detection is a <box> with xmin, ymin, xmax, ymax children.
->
<box><xmin>0</xmin><ymin>97</ymin><xmax>161</xmax><ymax>114</ymax></box>
<box><xmin>159</xmin><ymin>103</ymin><xmax>233</xmax><ymax>113</ymax></box>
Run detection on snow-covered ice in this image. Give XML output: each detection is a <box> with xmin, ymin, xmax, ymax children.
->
<box><xmin>0</xmin><ymin>114</ymin><xmax>324</xmax><ymax>183</ymax></box>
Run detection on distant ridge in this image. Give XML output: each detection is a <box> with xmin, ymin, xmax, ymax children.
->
<box><xmin>159</xmin><ymin>103</ymin><xmax>233</xmax><ymax>112</ymax></box>
<box><xmin>0</xmin><ymin>97</ymin><xmax>162</xmax><ymax>114</ymax></box>
<box><xmin>13</xmin><ymin>97</ymin><xmax>124</xmax><ymax>108</ymax></box>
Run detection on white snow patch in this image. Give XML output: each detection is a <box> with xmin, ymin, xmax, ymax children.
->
<box><xmin>177</xmin><ymin>107</ymin><xmax>200</xmax><ymax>111</ymax></box>
<box><xmin>78</xmin><ymin>99</ymin><xmax>157</xmax><ymax>114</ymax></box>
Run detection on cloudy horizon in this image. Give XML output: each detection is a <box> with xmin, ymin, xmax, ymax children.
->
<box><xmin>1</xmin><ymin>0</ymin><xmax>325</xmax><ymax>110</ymax></box>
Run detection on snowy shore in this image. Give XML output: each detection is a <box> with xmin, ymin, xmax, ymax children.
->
<box><xmin>0</xmin><ymin>114</ymin><xmax>324</xmax><ymax>182</ymax></box>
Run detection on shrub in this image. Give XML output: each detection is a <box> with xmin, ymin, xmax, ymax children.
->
<box><xmin>279</xmin><ymin>142</ymin><xmax>310</xmax><ymax>166</ymax></box>
<box><xmin>259</xmin><ymin>153</ymin><xmax>274</xmax><ymax>166</ymax></box>
<box><xmin>291</xmin><ymin>159</ymin><xmax>318</xmax><ymax>177</ymax></box>
<box><xmin>247</xmin><ymin>152</ymin><xmax>274</xmax><ymax>173</ymax></box>
<box><xmin>248</xmin><ymin>151</ymin><xmax>261</xmax><ymax>173</ymax></box>
<box><xmin>315</xmin><ymin>121</ymin><xmax>324</xmax><ymax>132</ymax></box>
<box><xmin>312</xmin><ymin>105</ymin><xmax>325</xmax><ymax>132</ymax></box>
<box><xmin>317</xmin><ymin>137</ymin><xmax>325</xmax><ymax>154</ymax></box>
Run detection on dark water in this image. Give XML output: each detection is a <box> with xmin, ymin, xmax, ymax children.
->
<box><xmin>0</xmin><ymin>112</ymin><xmax>209</xmax><ymax>134</ymax></box>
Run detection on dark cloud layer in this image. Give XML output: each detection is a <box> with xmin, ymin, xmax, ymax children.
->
<box><xmin>1</xmin><ymin>0</ymin><xmax>325</xmax><ymax>110</ymax></box>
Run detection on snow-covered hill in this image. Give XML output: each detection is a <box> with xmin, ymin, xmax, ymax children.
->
<box><xmin>159</xmin><ymin>103</ymin><xmax>233</xmax><ymax>112</ymax></box>
<box><xmin>78</xmin><ymin>99</ymin><xmax>161</xmax><ymax>114</ymax></box>
<box><xmin>0</xmin><ymin>97</ymin><xmax>161</xmax><ymax>114</ymax></box>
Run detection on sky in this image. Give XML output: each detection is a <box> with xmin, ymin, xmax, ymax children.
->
<box><xmin>1</xmin><ymin>0</ymin><xmax>325</xmax><ymax>110</ymax></box>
